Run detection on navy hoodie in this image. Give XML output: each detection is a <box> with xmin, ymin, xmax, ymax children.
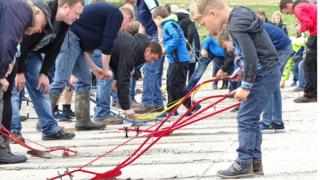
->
<box><xmin>70</xmin><ymin>2</ymin><xmax>123</xmax><ymax>55</ymax></box>
<box><xmin>228</xmin><ymin>6</ymin><xmax>278</xmax><ymax>89</ymax></box>
<box><xmin>0</xmin><ymin>0</ymin><xmax>32</xmax><ymax>78</ymax></box>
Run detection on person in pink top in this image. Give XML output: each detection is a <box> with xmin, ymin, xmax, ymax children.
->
<box><xmin>280</xmin><ymin>0</ymin><xmax>317</xmax><ymax>103</ymax></box>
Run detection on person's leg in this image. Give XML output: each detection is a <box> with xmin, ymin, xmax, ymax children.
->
<box><xmin>186</xmin><ymin>56</ymin><xmax>211</xmax><ymax>91</ymax></box>
<box><xmin>187</xmin><ymin>62</ymin><xmax>196</xmax><ymax>84</ymax></box>
<box><xmin>73</xmin><ymin>52</ymin><xmax>106</xmax><ymax>129</ymax></box>
<box><xmin>218</xmin><ymin>65</ymin><xmax>279</xmax><ymax>178</ymax></box>
<box><xmin>298</xmin><ymin>60</ymin><xmax>307</xmax><ymax>88</ymax></box>
<box><xmin>153</xmin><ymin>58</ymin><xmax>164</xmax><ymax>109</ymax></box>
<box><xmin>10</xmin><ymin>86</ymin><xmax>22</xmax><ymax>133</ymax></box>
<box><xmin>62</xmin><ymin>88</ymin><xmax>75</xmax><ymax>118</ymax></box>
<box><xmin>129</xmin><ymin>76</ymin><xmax>136</xmax><ymax>101</ymax></box>
<box><xmin>24</xmin><ymin>53</ymin><xmax>61</xmax><ymax>135</ymax></box>
<box><xmin>295</xmin><ymin>36</ymin><xmax>317</xmax><ymax>102</ymax></box>
<box><xmin>140</xmin><ymin>63</ymin><xmax>156</xmax><ymax>108</ymax></box>
<box><xmin>50</xmin><ymin>30</ymin><xmax>82</xmax><ymax>111</ymax></box>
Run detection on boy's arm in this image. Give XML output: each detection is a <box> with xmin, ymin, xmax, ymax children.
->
<box><xmin>230</xmin><ymin>32</ymin><xmax>257</xmax><ymax>90</ymax></box>
<box><xmin>144</xmin><ymin>0</ymin><xmax>159</xmax><ymax>12</ymax></box>
<box><xmin>163</xmin><ymin>24</ymin><xmax>181</xmax><ymax>54</ymax></box>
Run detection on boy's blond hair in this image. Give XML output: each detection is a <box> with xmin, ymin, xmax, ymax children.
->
<box><xmin>152</xmin><ymin>6</ymin><xmax>170</xmax><ymax>19</ymax></box>
<box><xmin>120</xmin><ymin>4</ymin><xmax>135</xmax><ymax>20</ymax></box>
<box><xmin>271</xmin><ymin>11</ymin><xmax>284</xmax><ymax>24</ymax></box>
<box><xmin>190</xmin><ymin>0</ymin><xmax>226</xmax><ymax>22</ymax></box>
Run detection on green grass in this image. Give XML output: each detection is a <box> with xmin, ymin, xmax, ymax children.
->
<box><xmin>106</xmin><ymin>0</ymin><xmax>298</xmax><ymax>41</ymax></box>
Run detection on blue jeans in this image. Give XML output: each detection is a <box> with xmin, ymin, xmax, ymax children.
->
<box><xmin>141</xmin><ymin>58</ymin><xmax>164</xmax><ymax>107</ymax></box>
<box><xmin>262</xmin><ymin>44</ymin><xmax>292</xmax><ymax>125</ymax></box>
<box><xmin>186</xmin><ymin>53</ymin><xmax>224</xmax><ymax>91</ymax></box>
<box><xmin>10</xmin><ymin>87</ymin><xmax>24</xmax><ymax>132</ymax></box>
<box><xmin>91</xmin><ymin>50</ymin><xmax>113</xmax><ymax>121</ymax></box>
<box><xmin>50</xmin><ymin>31</ymin><xmax>92</xmax><ymax>96</ymax></box>
<box><xmin>129</xmin><ymin>77</ymin><xmax>136</xmax><ymax>101</ymax></box>
<box><xmin>237</xmin><ymin>65</ymin><xmax>280</xmax><ymax>164</ymax></box>
<box><xmin>11</xmin><ymin>53</ymin><xmax>60</xmax><ymax>135</ymax></box>
<box><xmin>298</xmin><ymin>60</ymin><xmax>307</xmax><ymax>88</ymax></box>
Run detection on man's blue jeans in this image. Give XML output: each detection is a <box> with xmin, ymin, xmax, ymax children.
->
<box><xmin>11</xmin><ymin>53</ymin><xmax>60</xmax><ymax>135</ymax></box>
<box><xmin>91</xmin><ymin>50</ymin><xmax>113</xmax><ymax>121</ymax></box>
<box><xmin>186</xmin><ymin>53</ymin><xmax>224</xmax><ymax>91</ymax></box>
<box><xmin>141</xmin><ymin>58</ymin><xmax>164</xmax><ymax>108</ymax></box>
<box><xmin>262</xmin><ymin>44</ymin><xmax>292</xmax><ymax>125</ymax></box>
<box><xmin>298</xmin><ymin>60</ymin><xmax>307</xmax><ymax>88</ymax></box>
<box><xmin>50</xmin><ymin>31</ymin><xmax>92</xmax><ymax>96</ymax></box>
<box><xmin>237</xmin><ymin>65</ymin><xmax>280</xmax><ymax>164</ymax></box>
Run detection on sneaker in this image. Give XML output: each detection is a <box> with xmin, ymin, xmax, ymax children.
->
<box><xmin>292</xmin><ymin>86</ymin><xmax>304</xmax><ymax>92</ymax></box>
<box><xmin>230</xmin><ymin>107</ymin><xmax>239</xmax><ymax>112</ymax></box>
<box><xmin>134</xmin><ymin>106</ymin><xmax>156</xmax><ymax>114</ymax></box>
<box><xmin>259</xmin><ymin>122</ymin><xmax>274</xmax><ymax>133</ymax></box>
<box><xmin>187</xmin><ymin>104</ymin><xmax>201</xmax><ymax>116</ymax></box>
<box><xmin>156</xmin><ymin>111</ymin><xmax>179</xmax><ymax>119</ymax></box>
<box><xmin>63</xmin><ymin>108</ymin><xmax>75</xmax><ymax>118</ymax></box>
<box><xmin>42</xmin><ymin>129</ymin><xmax>75</xmax><ymax>141</ymax></box>
<box><xmin>11</xmin><ymin>131</ymin><xmax>25</xmax><ymax>144</ymax></box>
<box><xmin>94</xmin><ymin>116</ymin><xmax>123</xmax><ymax>125</ymax></box>
<box><xmin>54</xmin><ymin>111</ymin><xmax>72</xmax><ymax>122</ymax></box>
<box><xmin>294</xmin><ymin>96</ymin><xmax>317</xmax><ymax>103</ymax></box>
<box><xmin>271</xmin><ymin>122</ymin><xmax>285</xmax><ymax>133</ymax></box>
<box><xmin>253</xmin><ymin>159</ymin><xmax>264</xmax><ymax>175</ymax></box>
<box><xmin>217</xmin><ymin>161</ymin><xmax>254</xmax><ymax>179</ymax></box>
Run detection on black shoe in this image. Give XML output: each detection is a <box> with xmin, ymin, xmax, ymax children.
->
<box><xmin>271</xmin><ymin>122</ymin><xmax>285</xmax><ymax>133</ymax></box>
<box><xmin>253</xmin><ymin>159</ymin><xmax>264</xmax><ymax>175</ymax></box>
<box><xmin>62</xmin><ymin>106</ymin><xmax>75</xmax><ymax>118</ymax></box>
<box><xmin>294</xmin><ymin>96</ymin><xmax>317</xmax><ymax>103</ymax></box>
<box><xmin>42</xmin><ymin>129</ymin><xmax>75</xmax><ymax>141</ymax></box>
<box><xmin>217</xmin><ymin>161</ymin><xmax>254</xmax><ymax>179</ymax></box>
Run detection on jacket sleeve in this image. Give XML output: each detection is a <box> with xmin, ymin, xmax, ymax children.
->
<box><xmin>99</xmin><ymin>8</ymin><xmax>123</xmax><ymax>55</ymax></box>
<box><xmin>220</xmin><ymin>51</ymin><xmax>235</xmax><ymax>72</ymax></box>
<box><xmin>294</xmin><ymin>6</ymin><xmax>315</xmax><ymax>33</ymax></box>
<box><xmin>116</xmin><ymin>37</ymin><xmax>134</xmax><ymax>110</ymax></box>
<box><xmin>163</xmin><ymin>23</ymin><xmax>181</xmax><ymax>55</ymax></box>
<box><xmin>0</xmin><ymin>2</ymin><xmax>32</xmax><ymax>78</ymax></box>
<box><xmin>229</xmin><ymin>31</ymin><xmax>257</xmax><ymax>89</ymax></box>
<box><xmin>202</xmin><ymin>37</ymin><xmax>210</xmax><ymax>51</ymax></box>
<box><xmin>144</xmin><ymin>0</ymin><xmax>159</xmax><ymax>12</ymax></box>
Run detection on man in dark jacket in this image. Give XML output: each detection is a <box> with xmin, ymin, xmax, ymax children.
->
<box><xmin>87</xmin><ymin>32</ymin><xmax>163</xmax><ymax>124</ymax></box>
<box><xmin>12</xmin><ymin>0</ymin><xmax>84</xmax><ymax>141</ymax></box>
<box><xmin>49</xmin><ymin>2</ymin><xmax>124</xmax><ymax>129</ymax></box>
<box><xmin>0</xmin><ymin>0</ymin><xmax>51</xmax><ymax>164</ymax></box>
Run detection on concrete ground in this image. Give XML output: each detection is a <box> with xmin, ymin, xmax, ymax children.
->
<box><xmin>0</xmin><ymin>76</ymin><xmax>318</xmax><ymax>179</ymax></box>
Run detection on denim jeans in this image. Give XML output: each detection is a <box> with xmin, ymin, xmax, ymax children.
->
<box><xmin>11</xmin><ymin>53</ymin><xmax>60</xmax><ymax>135</ymax></box>
<box><xmin>186</xmin><ymin>52</ymin><xmax>224</xmax><ymax>91</ymax></box>
<box><xmin>129</xmin><ymin>77</ymin><xmax>136</xmax><ymax>101</ymax></box>
<box><xmin>292</xmin><ymin>56</ymin><xmax>302</xmax><ymax>83</ymax></box>
<box><xmin>50</xmin><ymin>30</ymin><xmax>92</xmax><ymax>96</ymax></box>
<box><xmin>141</xmin><ymin>58</ymin><xmax>164</xmax><ymax>107</ymax></box>
<box><xmin>10</xmin><ymin>86</ymin><xmax>23</xmax><ymax>132</ymax></box>
<box><xmin>298</xmin><ymin>60</ymin><xmax>307</xmax><ymax>88</ymax></box>
<box><xmin>91</xmin><ymin>50</ymin><xmax>113</xmax><ymax>121</ymax></box>
<box><xmin>237</xmin><ymin>65</ymin><xmax>280</xmax><ymax>164</ymax></box>
<box><xmin>262</xmin><ymin>44</ymin><xmax>292</xmax><ymax>125</ymax></box>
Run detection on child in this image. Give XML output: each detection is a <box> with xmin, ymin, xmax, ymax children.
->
<box><xmin>191</xmin><ymin>0</ymin><xmax>280</xmax><ymax>178</ymax></box>
<box><xmin>272</xmin><ymin>11</ymin><xmax>288</xmax><ymax>35</ymax></box>
<box><xmin>152</xmin><ymin>6</ymin><xmax>200</xmax><ymax>116</ymax></box>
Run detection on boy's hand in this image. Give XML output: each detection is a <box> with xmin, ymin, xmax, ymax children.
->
<box><xmin>0</xmin><ymin>78</ymin><xmax>9</xmax><ymax>92</ymax></box>
<box><xmin>200</xmin><ymin>49</ymin><xmax>208</xmax><ymax>57</ymax></box>
<box><xmin>124</xmin><ymin>109</ymin><xmax>136</xmax><ymax>119</ymax></box>
<box><xmin>234</xmin><ymin>87</ymin><xmax>250</xmax><ymax>101</ymax></box>
<box><xmin>216</xmin><ymin>69</ymin><xmax>228</xmax><ymax>78</ymax></box>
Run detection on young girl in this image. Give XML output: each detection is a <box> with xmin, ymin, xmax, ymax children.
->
<box><xmin>272</xmin><ymin>11</ymin><xmax>288</xmax><ymax>35</ymax></box>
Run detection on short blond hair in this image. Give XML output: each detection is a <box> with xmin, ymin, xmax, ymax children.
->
<box><xmin>190</xmin><ymin>0</ymin><xmax>226</xmax><ymax>22</ymax></box>
<box><xmin>120</xmin><ymin>4</ymin><xmax>135</xmax><ymax>20</ymax></box>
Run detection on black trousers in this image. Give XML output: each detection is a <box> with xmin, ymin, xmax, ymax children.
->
<box><xmin>167</xmin><ymin>61</ymin><xmax>192</xmax><ymax>109</ymax></box>
<box><xmin>303</xmin><ymin>35</ymin><xmax>317</xmax><ymax>98</ymax></box>
<box><xmin>1</xmin><ymin>64</ymin><xmax>16</xmax><ymax>131</ymax></box>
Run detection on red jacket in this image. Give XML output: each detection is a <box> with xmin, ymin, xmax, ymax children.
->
<box><xmin>294</xmin><ymin>3</ymin><xmax>317</xmax><ymax>36</ymax></box>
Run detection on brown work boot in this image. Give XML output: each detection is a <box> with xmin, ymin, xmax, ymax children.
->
<box><xmin>94</xmin><ymin>116</ymin><xmax>123</xmax><ymax>125</ymax></box>
<box><xmin>134</xmin><ymin>106</ymin><xmax>155</xmax><ymax>114</ymax></box>
<box><xmin>294</xmin><ymin>96</ymin><xmax>317</xmax><ymax>103</ymax></box>
<box><xmin>253</xmin><ymin>159</ymin><xmax>264</xmax><ymax>175</ymax></box>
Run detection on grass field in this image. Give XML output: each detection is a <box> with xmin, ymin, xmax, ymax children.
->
<box><xmin>106</xmin><ymin>0</ymin><xmax>298</xmax><ymax>40</ymax></box>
